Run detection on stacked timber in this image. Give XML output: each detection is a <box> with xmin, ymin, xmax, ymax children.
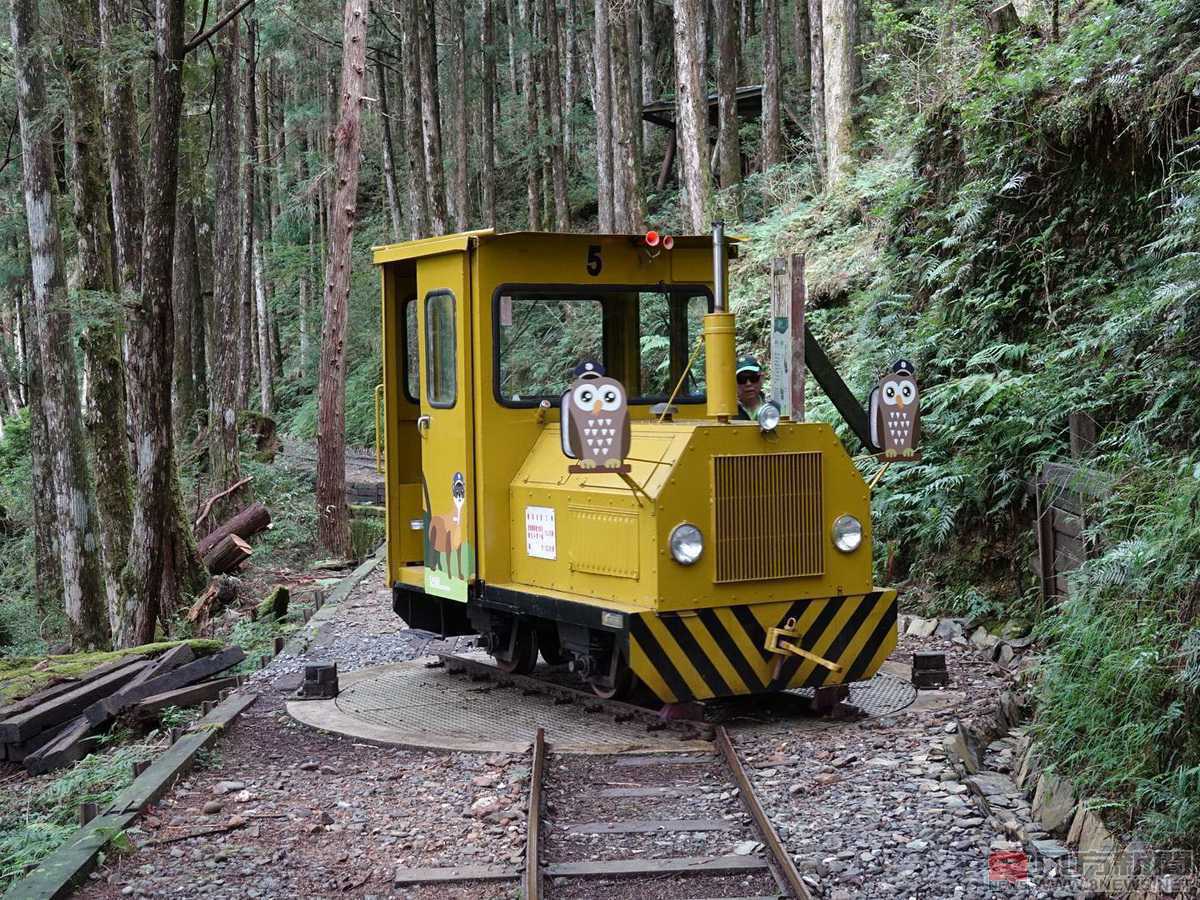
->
<box><xmin>0</xmin><ymin>644</ymin><xmax>246</xmax><ymax>774</ymax></box>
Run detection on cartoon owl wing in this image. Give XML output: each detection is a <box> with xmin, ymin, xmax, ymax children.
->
<box><xmin>560</xmin><ymin>390</ymin><xmax>576</xmax><ymax>459</ymax></box>
<box><xmin>616</xmin><ymin>411</ymin><xmax>631</xmax><ymax>461</ymax></box>
<box><xmin>868</xmin><ymin>386</ymin><xmax>881</xmax><ymax>451</ymax></box>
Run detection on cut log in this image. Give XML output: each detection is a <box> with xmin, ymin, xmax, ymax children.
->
<box><xmin>24</xmin><ymin>715</ymin><xmax>92</xmax><ymax>774</ymax></box>
<box><xmin>0</xmin><ymin>661</ymin><xmax>153</xmax><ymax>743</ymax></box>
<box><xmin>2</xmin><ymin>717</ymin><xmax>75</xmax><ymax>763</ymax></box>
<box><xmin>0</xmin><ymin>654</ymin><xmax>148</xmax><ymax>723</ymax></box>
<box><xmin>135</xmin><ymin>676</ymin><xmax>241</xmax><ymax>717</ymax></box>
<box><xmin>186</xmin><ymin>577</ymin><xmax>238</xmax><ymax>625</ymax></box>
<box><xmin>203</xmin><ymin>534</ymin><xmax>252</xmax><ymax>574</ymax></box>
<box><xmin>196</xmin><ymin>502</ymin><xmax>271</xmax><ymax>558</ymax></box>
<box><xmin>81</xmin><ymin>646</ymin><xmax>246</xmax><ymax>725</ymax></box>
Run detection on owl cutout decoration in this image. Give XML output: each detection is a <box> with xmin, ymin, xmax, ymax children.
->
<box><xmin>869</xmin><ymin>359</ymin><xmax>921</xmax><ymax>460</ymax></box>
<box><xmin>561</xmin><ymin>361</ymin><xmax>631</xmax><ymax>473</ymax></box>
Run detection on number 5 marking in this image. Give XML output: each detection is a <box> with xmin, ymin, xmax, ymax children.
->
<box><xmin>586</xmin><ymin>244</ymin><xmax>602</xmax><ymax>276</ymax></box>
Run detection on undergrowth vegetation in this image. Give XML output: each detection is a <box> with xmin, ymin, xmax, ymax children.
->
<box><xmin>723</xmin><ymin>0</ymin><xmax>1200</xmax><ymax>848</ymax></box>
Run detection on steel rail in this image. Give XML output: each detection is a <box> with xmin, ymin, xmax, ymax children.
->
<box><xmin>433</xmin><ymin>652</ymin><xmax>712</xmax><ymax>740</ymax></box>
<box><xmin>715</xmin><ymin>725</ymin><xmax>813</xmax><ymax>900</ymax></box>
<box><xmin>525</xmin><ymin>726</ymin><xmax>546</xmax><ymax>900</ymax></box>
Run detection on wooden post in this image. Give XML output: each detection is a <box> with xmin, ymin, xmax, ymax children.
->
<box><xmin>769</xmin><ymin>254</ymin><xmax>807</xmax><ymax>419</ymax></box>
<box><xmin>79</xmin><ymin>802</ymin><xmax>98</xmax><ymax>825</ymax></box>
<box><xmin>1068</xmin><ymin>411</ymin><xmax>1096</xmax><ymax>457</ymax></box>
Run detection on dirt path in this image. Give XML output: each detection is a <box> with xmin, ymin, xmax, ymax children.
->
<box><xmin>75</xmin><ymin>571</ymin><xmax>1046</xmax><ymax>899</ymax></box>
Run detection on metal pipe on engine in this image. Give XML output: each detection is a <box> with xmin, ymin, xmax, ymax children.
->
<box><xmin>705</xmin><ymin>221</ymin><xmax>737</xmax><ymax>420</ymax></box>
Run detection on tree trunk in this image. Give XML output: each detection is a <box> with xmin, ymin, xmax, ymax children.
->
<box><xmin>822</xmin><ymin>0</ymin><xmax>855</xmax><ymax>184</ymax></box>
<box><xmin>515</xmin><ymin>0</ymin><xmax>543</xmax><ymax>231</ymax></box>
<box><xmin>299</xmin><ymin>269</ymin><xmax>311</xmax><ymax>380</ymax></box>
<box><xmin>610</xmin><ymin>1</ymin><xmax>644</xmax><ymax>232</ymax></box>
<box><xmin>400</xmin><ymin>0</ymin><xmax>430</xmax><ymax>239</ymax></box>
<box><xmin>120</xmin><ymin>0</ymin><xmax>191</xmax><ymax>647</ymax></box>
<box><xmin>317</xmin><ymin>0</ymin><xmax>369</xmax><ymax>557</ymax></box>
<box><xmin>416</xmin><ymin>0</ymin><xmax>449</xmax><ymax>235</ymax></box>
<box><xmin>254</xmin><ymin>215</ymin><xmax>273</xmax><ymax>415</ymax></box>
<box><xmin>62</xmin><ymin>0</ymin><xmax>131</xmax><ymax>626</ymax></box>
<box><xmin>448</xmin><ymin>0</ymin><xmax>469</xmax><ymax>231</ymax></box>
<box><xmin>593</xmin><ymin>0</ymin><xmax>614</xmax><ymax>232</ymax></box>
<box><xmin>376</xmin><ymin>61</ymin><xmax>404</xmax><ymax>240</ymax></box>
<box><xmin>238</xmin><ymin>19</ymin><xmax>258</xmax><ymax>410</ymax></box>
<box><xmin>544</xmin><ymin>0</ymin><xmax>570</xmax><ymax>230</ymax></box>
<box><xmin>480</xmin><ymin>0</ymin><xmax>497</xmax><ymax>228</ymax></box>
<box><xmin>639</xmin><ymin>0</ymin><xmax>655</xmax><ymax>148</ymax></box>
<box><xmin>793</xmin><ymin>0</ymin><xmax>810</xmax><ymax>93</ymax></box>
<box><xmin>209</xmin><ymin>0</ymin><xmax>243</xmax><ymax>519</ymax></box>
<box><xmin>808</xmin><ymin>0</ymin><xmax>827</xmax><ymax>179</ymax></box>
<box><xmin>715</xmin><ymin>0</ymin><xmax>741</xmax><ymax>190</ymax></box>
<box><xmin>673</xmin><ymin>0</ymin><xmax>710</xmax><ymax>233</ymax></box>
<box><xmin>12</xmin><ymin>0</ymin><xmax>111</xmax><ymax>649</ymax></box>
<box><xmin>564</xmin><ymin>0</ymin><xmax>578</xmax><ymax>152</ymax></box>
<box><xmin>99</xmin><ymin>0</ymin><xmax>144</xmax><ymax>296</ymax></box>
<box><xmin>762</xmin><ymin>0</ymin><xmax>783</xmax><ymax>169</ymax></box>
<box><xmin>502</xmin><ymin>0</ymin><xmax>520</xmax><ymax>96</ymax></box>
<box><xmin>172</xmin><ymin>194</ymin><xmax>198</xmax><ymax>444</ymax></box>
<box><xmin>19</xmin><ymin>279</ymin><xmax>64</xmax><ymax>627</ymax></box>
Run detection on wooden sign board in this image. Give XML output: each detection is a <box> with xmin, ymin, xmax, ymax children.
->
<box><xmin>769</xmin><ymin>254</ymin><xmax>806</xmax><ymax>420</ymax></box>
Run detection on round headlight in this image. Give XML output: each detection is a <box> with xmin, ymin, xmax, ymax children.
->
<box><xmin>669</xmin><ymin>523</ymin><xmax>704</xmax><ymax>565</ymax></box>
<box><xmin>757</xmin><ymin>402</ymin><xmax>781</xmax><ymax>433</ymax></box>
<box><xmin>832</xmin><ymin>515</ymin><xmax>863</xmax><ymax>553</ymax></box>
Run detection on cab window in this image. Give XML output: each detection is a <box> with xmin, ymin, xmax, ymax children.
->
<box><xmin>425</xmin><ymin>291</ymin><xmax>456</xmax><ymax>407</ymax></box>
<box><xmin>494</xmin><ymin>286</ymin><xmax>710</xmax><ymax>406</ymax></box>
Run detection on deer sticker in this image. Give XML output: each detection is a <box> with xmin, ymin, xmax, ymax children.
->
<box><xmin>424</xmin><ymin>471</ymin><xmax>468</xmax><ymax>579</ymax></box>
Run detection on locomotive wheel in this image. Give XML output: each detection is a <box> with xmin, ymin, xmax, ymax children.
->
<box><xmin>495</xmin><ymin>624</ymin><xmax>538</xmax><ymax>675</ymax></box>
<box><xmin>589</xmin><ymin>661</ymin><xmax>636</xmax><ymax>700</ymax></box>
<box><xmin>537</xmin><ymin>627</ymin><xmax>570</xmax><ymax>666</ymax></box>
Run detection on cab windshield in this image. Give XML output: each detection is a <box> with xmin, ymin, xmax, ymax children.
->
<box><xmin>494</xmin><ymin>285</ymin><xmax>710</xmax><ymax>407</ymax></box>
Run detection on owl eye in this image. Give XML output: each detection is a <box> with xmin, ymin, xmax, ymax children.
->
<box><xmin>899</xmin><ymin>381</ymin><xmax>916</xmax><ymax>403</ymax></box>
<box><xmin>600</xmin><ymin>386</ymin><xmax>623</xmax><ymax>411</ymax></box>
<box><xmin>573</xmin><ymin>385</ymin><xmax>596</xmax><ymax>407</ymax></box>
<box><xmin>882</xmin><ymin>381</ymin><xmax>899</xmax><ymax>406</ymax></box>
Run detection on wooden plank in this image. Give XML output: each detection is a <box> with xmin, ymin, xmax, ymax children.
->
<box><xmin>2</xmin><ymin>718</ymin><xmax>75</xmax><ymax>764</ymax></box>
<box><xmin>0</xmin><ymin>655</ymin><xmax>147</xmax><ymax>723</ymax></box>
<box><xmin>1051</xmin><ymin>507</ymin><xmax>1083</xmax><ymax>539</ymax></box>
<box><xmin>392</xmin><ymin>865</ymin><xmax>517</xmax><ymax>885</ymax></box>
<box><xmin>24</xmin><ymin>716</ymin><xmax>92</xmax><ymax>775</ymax></box>
<box><xmin>596</xmin><ymin>786</ymin><xmax>696</xmax><ymax>798</ymax></box>
<box><xmin>543</xmin><ymin>855</ymin><xmax>769</xmax><ymax>878</ymax></box>
<box><xmin>82</xmin><ymin>647</ymin><xmax>245</xmax><ymax>725</ymax></box>
<box><xmin>525</xmin><ymin>727</ymin><xmax>544</xmax><ymax>900</ymax></box>
<box><xmin>612</xmin><ymin>754</ymin><xmax>714</xmax><ymax>767</ymax></box>
<box><xmin>1041</xmin><ymin>462</ymin><xmax>1113</xmax><ymax>500</ymax></box>
<box><xmin>3</xmin><ymin>690</ymin><xmax>256</xmax><ymax>900</ymax></box>
<box><xmin>0</xmin><ymin>661</ymin><xmax>153</xmax><ymax>743</ymax></box>
<box><xmin>135</xmin><ymin>676</ymin><xmax>240</xmax><ymax>716</ymax></box>
<box><xmin>1054</xmin><ymin>534</ymin><xmax>1084</xmax><ymax>569</ymax></box>
<box><xmin>567</xmin><ymin>819</ymin><xmax>732</xmax><ymax>834</ymax></box>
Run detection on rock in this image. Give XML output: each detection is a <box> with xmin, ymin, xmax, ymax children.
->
<box><xmin>1031</xmin><ymin>838</ymin><xmax>1068</xmax><ymax>859</ymax></box>
<box><xmin>831</xmin><ymin>753</ymin><xmax>857</xmax><ymax>768</ymax></box>
<box><xmin>213</xmin><ymin>781</ymin><xmax>246</xmax><ymax>796</ymax></box>
<box><xmin>298</xmin><ymin>761</ymin><xmax>319</xmax><ymax>771</ymax></box>
<box><xmin>934</xmin><ymin>619</ymin><xmax>964</xmax><ymax>641</ymax></box>
<box><xmin>998</xmin><ymin>691</ymin><xmax>1022</xmax><ymax>728</ymax></box>
<box><xmin>943</xmin><ymin>724</ymin><xmax>983</xmax><ymax>775</ymax></box>
<box><xmin>1015</xmin><ymin>741</ymin><xmax>1042</xmax><ymax>792</ymax></box>
<box><xmin>814</xmin><ymin>772</ymin><xmax>840</xmax><ymax>786</ymax></box>
<box><xmin>202</xmin><ymin>801</ymin><xmax>222</xmax><ymax>815</ymax></box>
<box><xmin>471</xmin><ymin>773</ymin><xmax>500</xmax><ymax>787</ymax></box>
<box><xmin>867</xmin><ymin>757</ymin><xmax>900</xmax><ymax>770</ymax></box>
<box><xmin>969</xmin><ymin>626</ymin><xmax>998</xmax><ymax>650</ymax></box>
<box><xmin>1031</xmin><ymin>772</ymin><xmax>1075</xmax><ymax>834</ymax></box>
<box><xmin>733</xmin><ymin>840</ymin><xmax>762</xmax><ymax>855</ymax></box>
<box><xmin>234</xmin><ymin>789</ymin><xmax>255</xmax><ymax>803</ymax></box>
<box><xmin>993</xmin><ymin>642</ymin><xmax>1015</xmax><ymax>666</ymax></box>
<box><xmin>1072</xmin><ymin>807</ymin><xmax>1118</xmax><ymax>891</ymax></box>
<box><xmin>906</xmin><ymin>617</ymin><xmax>937</xmax><ymax>638</ymax></box>
<box><xmin>315</xmin><ymin>810</ymin><xmax>334</xmax><ymax>825</ymax></box>
<box><xmin>226</xmin><ymin>814</ymin><xmax>247</xmax><ymax>829</ymax></box>
<box><xmin>967</xmin><ymin>773</ymin><xmax>1019</xmax><ymax>798</ymax></box>
<box><xmin>469</xmin><ymin>796</ymin><xmax>502</xmax><ymax>818</ymax></box>
<box><xmin>905</xmin><ymin>839</ymin><xmax>928</xmax><ymax>852</ymax></box>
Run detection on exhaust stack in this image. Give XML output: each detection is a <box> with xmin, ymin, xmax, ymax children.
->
<box><xmin>704</xmin><ymin>221</ymin><xmax>737</xmax><ymax>420</ymax></box>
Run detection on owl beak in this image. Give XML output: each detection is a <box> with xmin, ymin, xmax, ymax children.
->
<box><xmin>591</xmin><ymin>398</ymin><xmax>601</xmax><ymax>413</ymax></box>
<box><xmin>897</xmin><ymin>397</ymin><xmax>906</xmax><ymax>410</ymax></box>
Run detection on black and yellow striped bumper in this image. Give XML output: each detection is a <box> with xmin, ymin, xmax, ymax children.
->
<box><xmin>628</xmin><ymin>590</ymin><xmax>898</xmax><ymax>703</ymax></box>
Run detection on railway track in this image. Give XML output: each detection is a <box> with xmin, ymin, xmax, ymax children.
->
<box><xmin>524</xmin><ymin>725</ymin><xmax>813</xmax><ymax>899</ymax></box>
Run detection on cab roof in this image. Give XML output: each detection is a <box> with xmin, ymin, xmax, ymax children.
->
<box><xmin>371</xmin><ymin>229</ymin><xmax>741</xmax><ymax>265</ymax></box>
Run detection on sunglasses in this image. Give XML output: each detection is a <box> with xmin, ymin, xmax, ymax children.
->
<box><xmin>737</xmin><ymin>372</ymin><xmax>761</xmax><ymax>385</ymax></box>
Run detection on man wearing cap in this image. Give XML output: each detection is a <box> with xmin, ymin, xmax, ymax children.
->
<box><xmin>735</xmin><ymin>357</ymin><xmax>766</xmax><ymax>421</ymax></box>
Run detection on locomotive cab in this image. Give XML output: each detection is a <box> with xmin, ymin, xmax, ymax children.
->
<box><xmin>374</xmin><ymin>229</ymin><xmax>898</xmax><ymax>702</ymax></box>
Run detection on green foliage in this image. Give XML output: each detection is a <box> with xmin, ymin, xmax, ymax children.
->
<box><xmin>0</xmin><ymin>737</ymin><xmax>160</xmax><ymax>890</ymax></box>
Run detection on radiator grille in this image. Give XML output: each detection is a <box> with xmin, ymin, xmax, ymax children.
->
<box><xmin>713</xmin><ymin>452</ymin><xmax>824</xmax><ymax>583</ymax></box>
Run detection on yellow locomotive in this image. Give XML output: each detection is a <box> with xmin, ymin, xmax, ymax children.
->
<box><xmin>373</xmin><ymin>227</ymin><xmax>897</xmax><ymax>703</ymax></box>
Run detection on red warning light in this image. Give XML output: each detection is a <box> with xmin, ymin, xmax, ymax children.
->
<box><xmin>662</xmin><ymin>235</ymin><xmax>675</xmax><ymax>250</ymax></box>
<box><xmin>645</xmin><ymin>230</ymin><xmax>660</xmax><ymax>247</ymax></box>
